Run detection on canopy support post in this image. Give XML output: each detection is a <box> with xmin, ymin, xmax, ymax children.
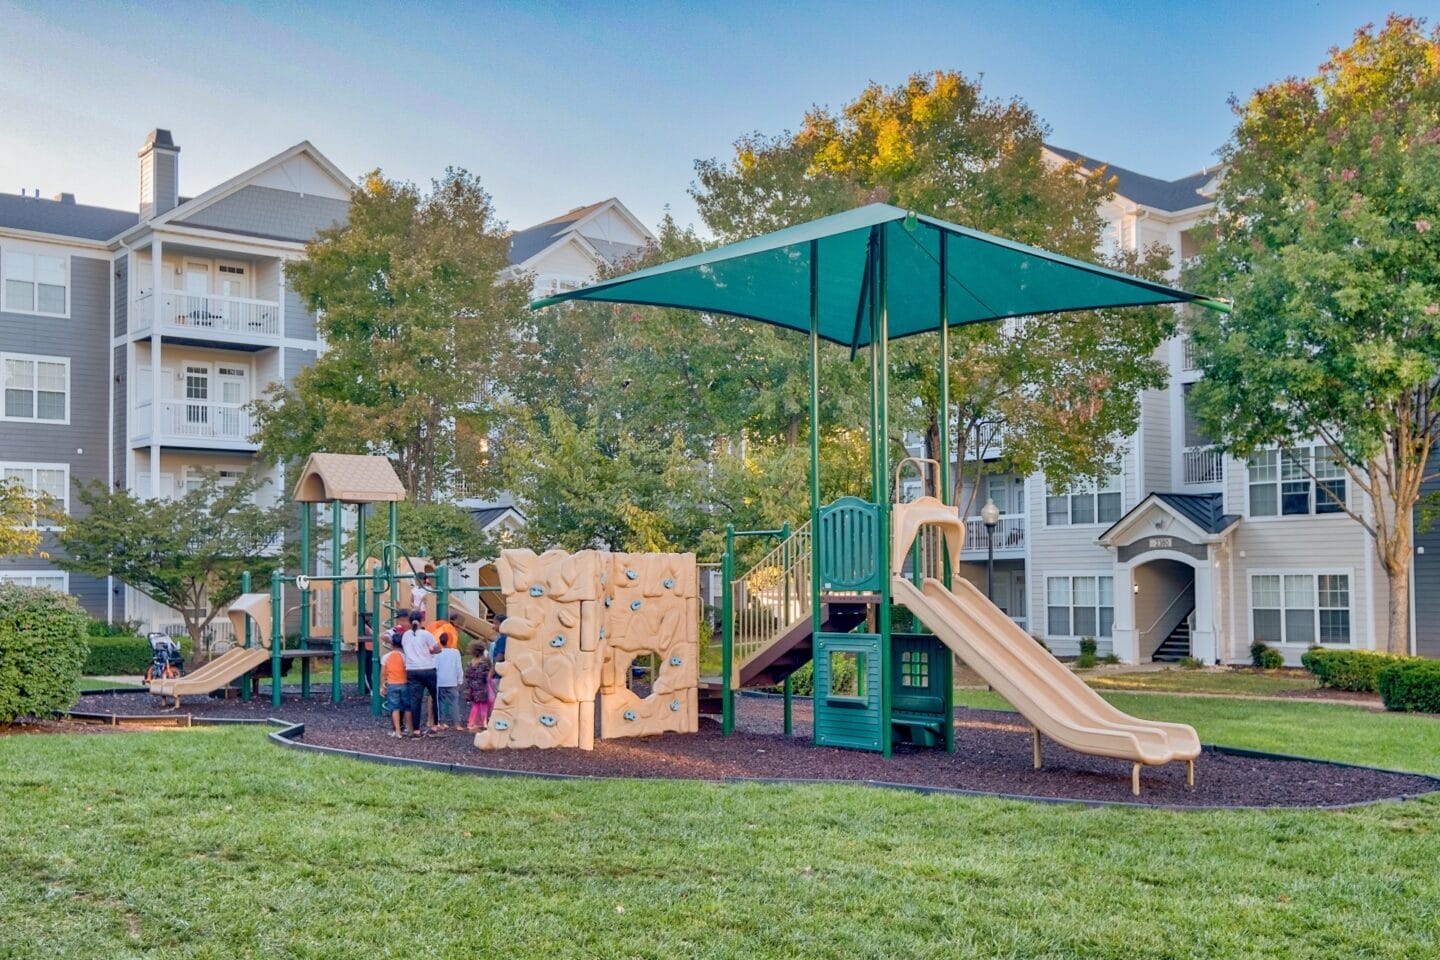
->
<box><xmin>330</xmin><ymin>498</ymin><xmax>343</xmax><ymax>705</ymax></box>
<box><xmin>808</xmin><ymin>239</ymin><xmax>823</xmax><ymax>748</ymax></box>
<box><xmin>875</xmin><ymin>224</ymin><xmax>892</xmax><ymax>758</ymax></box>
<box><xmin>939</xmin><ymin>231</ymin><xmax>955</xmax><ymax>753</ymax></box>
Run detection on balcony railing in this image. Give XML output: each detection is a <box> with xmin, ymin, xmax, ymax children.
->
<box><xmin>1181</xmin><ymin>334</ymin><xmax>1199</xmax><ymax>371</ymax></box>
<box><xmin>145</xmin><ymin>400</ymin><xmax>257</xmax><ymax>446</ymax></box>
<box><xmin>1183</xmin><ymin>447</ymin><xmax>1224</xmax><ymax>485</ymax></box>
<box><xmin>963</xmin><ymin>514</ymin><xmax>1026</xmax><ymax>554</ymax></box>
<box><xmin>134</xmin><ymin>290</ymin><xmax>281</xmax><ymax>338</ymax></box>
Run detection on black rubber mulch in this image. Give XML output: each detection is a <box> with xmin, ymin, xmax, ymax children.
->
<box><xmin>74</xmin><ymin>691</ymin><xmax>1437</xmax><ymax>808</ymax></box>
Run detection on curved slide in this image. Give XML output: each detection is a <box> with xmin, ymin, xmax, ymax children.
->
<box><xmin>149</xmin><ymin>594</ymin><xmax>275</xmax><ymax>707</ymax></box>
<box><xmin>446</xmin><ymin>596</ymin><xmax>498</xmax><ymax>642</ymax></box>
<box><xmin>892</xmin><ymin>576</ymin><xmax>1199</xmax><ymax>790</ymax></box>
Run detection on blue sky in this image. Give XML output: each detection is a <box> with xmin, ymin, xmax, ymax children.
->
<box><xmin>0</xmin><ymin>1</ymin><xmax>1406</xmax><ymax>235</ymax></box>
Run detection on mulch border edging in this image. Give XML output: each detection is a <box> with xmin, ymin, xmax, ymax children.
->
<box><xmin>262</xmin><ymin>720</ymin><xmax>1440</xmax><ymax>813</ymax></box>
<box><xmin>59</xmin><ymin>697</ymin><xmax>1440</xmax><ymax>812</ymax></box>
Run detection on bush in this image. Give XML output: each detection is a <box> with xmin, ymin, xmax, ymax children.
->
<box><xmin>1076</xmin><ymin>637</ymin><xmax>1098</xmax><ymax>669</ymax></box>
<box><xmin>82</xmin><ymin>633</ymin><xmax>193</xmax><ymax>675</ymax></box>
<box><xmin>786</xmin><ymin>660</ymin><xmax>815</xmax><ymax>697</ymax></box>
<box><xmin>1300</xmin><ymin>648</ymin><xmax>1401</xmax><ymax>692</ymax></box>
<box><xmin>0</xmin><ymin>583</ymin><xmax>89</xmax><ymax>723</ymax></box>
<box><xmin>1377</xmin><ymin>659</ymin><xmax>1440</xmax><ymax>714</ymax></box>
<box><xmin>1101</xmin><ymin>653</ymin><xmax>1121</xmax><ymax>665</ymax></box>
<box><xmin>1178</xmin><ymin>656</ymin><xmax>1204</xmax><ymax>670</ymax></box>
<box><xmin>86</xmin><ymin>617</ymin><xmax>141</xmax><ymax>638</ymax></box>
<box><xmin>1250</xmin><ymin>642</ymin><xmax>1285</xmax><ymax>670</ymax></box>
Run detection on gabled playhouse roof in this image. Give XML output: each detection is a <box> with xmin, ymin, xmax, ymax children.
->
<box><xmin>530</xmin><ymin>203</ymin><xmax>1226</xmax><ymax>347</ymax></box>
<box><xmin>292</xmin><ymin>453</ymin><xmax>407</xmax><ymax>504</ymax></box>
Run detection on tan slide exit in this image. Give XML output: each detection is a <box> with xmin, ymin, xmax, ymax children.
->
<box><xmin>149</xmin><ymin>593</ymin><xmax>275</xmax><ymax>708</ymax></box>
<box><xmin>893</xmin><ymin>575</ymin><xmax>1200</xmax><ymax>793</ymax></box>
<box><xmin>445</xmin><ymin>596</ymin><xmax>498</xmax><ymax>642</ymax></box>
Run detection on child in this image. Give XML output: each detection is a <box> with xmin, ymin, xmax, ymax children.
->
<box><xmin>409</xmin><ymin>571</ymin><xmax>432</xmax><ymax>621</ymax></box>
<box><xmin>433</xmin><ymin>630</ymin><xmax>463</xmax><ymax>732</ymax></box>
<box><xmin>464</xmin><ymin>641</ymin><xmax>493</xmax><ymax>731</ymax></box>
<box><xmin>379</xmin><ymin>633</ymin><xmax>410</xmax><ymax>738</ymax></box>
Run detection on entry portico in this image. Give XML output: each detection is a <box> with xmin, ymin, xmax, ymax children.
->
<box><xmin>1099</xmin><ymin>493</ymin><xmax>1239</xmax><ymax>665</ymax></box>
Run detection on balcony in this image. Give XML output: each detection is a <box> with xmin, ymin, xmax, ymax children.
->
<box><xmin>1183</xmin><ymin>447</ymin><xmax>1224</xmax><ymax>485</ymax></box>
<box><xmin>962</xmin><ymin>514</ymin><xmax>1026</xmax><ymax>556</ymax></box>
<box><xmin>133</xmin><ymin>400</ymin><xmax>259</xmax><ymax>450</ymax></box>
<box><xmin>133</xmin><ymin>290</ymin><xmax>282</xmax><ymax>345</ymax></box>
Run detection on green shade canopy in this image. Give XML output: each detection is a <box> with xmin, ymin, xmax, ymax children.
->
<box><xmin>530</xmin><ymin>203</ymin><xmax>1227</xmax><ymax>348</ymax></box>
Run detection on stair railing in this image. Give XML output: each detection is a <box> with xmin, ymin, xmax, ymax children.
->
<box><xmin>719</xmin><ymin>519</ymin><xmax>809</xmax><ymax>734</ymax></box>
<box><xmin>1138</xmin><ymin>583</ymin><xmax>1196</xmax><ymax>657</ymax></box>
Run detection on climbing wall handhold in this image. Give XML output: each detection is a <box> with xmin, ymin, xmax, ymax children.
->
<box><xmin>663</xmin><ymin>578</ymin><xmax>675</xmax><ymax>589</ymax></box>
<box><xmin>539</xmin><ymin>715</ymin><xmax>557</xmax><ymax>727</ymax></box>
<box><xmin>669</xmin><ymin>656</ymin><xmax>682</xmax><ymax>666</ymax></box>
<box><xmin>625</xmin><ymin>569</ymin><xmax>637</xmax><ymax>580</ymax></box>
<box><xmin>494</xmin><ymin>718</ymin><xmax>510</xmax><ymax>731</ymax></box>
<box><xmin>529</xmin><ymin>585</ymin><xmax>545</xmax><ymax>597</ymax></box>
<box><xmin>623</xmin><ymin>710</ymin><xmax>637</xmax><ymax>721</ymax></box>
<box><xmin>550</xmin><ymin>636</ymin><xmax>566</xmax><ymax>648</ymax></box>
<box><xmin>670</xmin><ymin>699</ymin><xmax>681</xmax><ymax>712</ymax></box>
<box><xmin>629</xmin><ymin>599</ymin><xmax>642</xmax><ymax>611</ymax></box>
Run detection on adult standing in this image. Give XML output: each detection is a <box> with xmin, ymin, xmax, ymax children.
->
<box><xmin>401</xmin><ymin>614</ymin><xmax>441</xmax><ymax>735</ymax></box>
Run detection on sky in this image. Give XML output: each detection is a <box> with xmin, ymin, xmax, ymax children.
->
<box><xmin>0</xmin><ymin>0</ymin><xmax>1409</xmax><ymax>236</ymax></box>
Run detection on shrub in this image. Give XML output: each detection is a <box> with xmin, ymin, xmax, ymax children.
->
<box><xmin>1101</xmin><ymin>653</ymin><xmax>1121</xmax><ymax>665</ymax></box>
<box><xmin>1076</xmin><ymin>637</ymin><xmax>1098</xmax><ymax>669</ymax></box>
<box><xmin>1300</xmin><ymin>648</ymin><xmax>1401</xmax><ymax>692</ymax></box>
<box><xmin>82</xmin><ymin>633</ymin><xmax>191</xmax><ymax>676</ymax></box>
<box><xmin>85</xmin><ymin>617</ymin><xmax>142</xmax><ymax>638</ymax></box>
<box><xmin>1377</xmin><ymin>659</ymin><xmax>1440</xmax><ymax>714</ymax></box>
<box><xmin>0</xmin><ymin>583</ymin><xmax>89</xmax><ymax>723</ymax></box>
<box><xmin>786</xmin><ymin>660</ymin><xmax>815</xmax><ymax>697</ymax></box>
<box><xmin>1250</xmin><ymin>640</ymin><xmax>1276</xmax><ymax>668</ymax></box>
<box><xmin>1178</xmin><ymin>656</ymin><xmax>1204</xmax><ymax>670</ymax></box>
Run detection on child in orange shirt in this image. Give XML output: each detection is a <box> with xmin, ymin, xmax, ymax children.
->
<box><xmin>379</xmin><ymin>633</ymin><xmax>411</xmax><ymax>738</ymax></box>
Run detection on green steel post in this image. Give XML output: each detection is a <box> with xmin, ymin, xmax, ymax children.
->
<box><xmin>783</xmin><ymin>673</ymin><xmax>793</xmax><ymax>736</ymax></box>
<box><xmin>938</xmin><ymin>231</ymin><xmax>953</xmax><ymax>590</ymax></box>
<box><xmin>240</xmin><ymin>570</ymin><xmax>252</xmax><ymax>701</ymax></box>
<box><xmin>387</xmin><ymin>501</ymin><xmax>400</xmax><ymax>629</ymax></box>
<box><xmin>807</xmin><ymin>239</ymin><xmax>824</xmax><ymax>747</ymax></box>
<box><xmin>355</xmin><ymin>504</ymin><xmax>367</xmax><ymax>697</ymax></box>
<box><xmin>436</xmin><ymin>565</ymin><xmax>449</xmax><ymax>620</ymax></box>
<box><xmin>330</xmin><ymin>498</ymin><xmax>342</xmax><ymax>704</ymax></box>
<box><xmin>301</xmin><ymin>656</ymin><xmax>311</xmax><ymax>699</ymax></box>
<box><xmin>298</xmin><ymin>502</ymin><xmax>311</xmax><ymax>644</ymax></box>
<box><xmin>370</xmin><ymin>569</ymin><xmax>385</xmax><ymax>716</ymax></box>
<box><xmin>780</xmin><ymin>520</ymin><xmax>791</xmax><ymax>623</ymax></box>
<box><xmin>877</xmin><ymin>221</ymin><xmax>892</xmax><ymax>757</ymax></box>
<box><xmin>270</xmin><ymin>570</ymin><xmax>283</xmax><ymax>707</ymax></box>
<box><xmin>720</xmin><ymin>523</ymin><xmax>735</xmax><ymax>736</ymax></box>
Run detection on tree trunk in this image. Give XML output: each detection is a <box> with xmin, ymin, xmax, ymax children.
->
<box><xmin>1381</xmin><ymin>522</ymin><xmax>1413</xmax><ymax>656</ymax></box>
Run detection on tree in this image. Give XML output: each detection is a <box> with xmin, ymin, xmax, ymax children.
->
<box><xmin>693</xmin><ymin>70</ymin><xmax>1179</xmax><ymax>513</ymax></box>
<box><xmin>385</xmin><ymin>501</ymin><xmax>496</xmax><ymax>566</ymax></box>
<box><xmin>0</xmin><ymin>478</ymin><xmax>46</xmax><ymax>558</ymax></box>
<box><xmin>253</xmin><ymin>169</ymin><xmax>529</xmax><ymax>502</ymax></box>
<box><xmin>1186</xmin><ymin>16</ymin><xmax>1440</xmax><ymax>654</ymax></box>
<box><xmin>55</xmin><ymin>472</ymin><xmax>288</xmax><ymax>648</ymax></box>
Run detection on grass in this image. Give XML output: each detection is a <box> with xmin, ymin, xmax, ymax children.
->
<box><xmin>954</xmin><ymin>688</ymin><xmax>1440</xmax><ymax>774</ymax></box>
<box><xmin>76</xmin><ymin>678</ymin><xmax>141</xmax><ymax>692</ymax></box>
<box><xmin>1083</xmin><ymin>667</ymin><xmax>1323</xmax><ymax>698</ymax></box>
<box><xmin>1</xmin><ymin>718</ymin><xmax>1437</xmax><ymax>959</ymax></box>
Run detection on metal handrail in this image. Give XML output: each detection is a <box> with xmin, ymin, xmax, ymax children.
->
<box><xmin>729</xmin><ymin>521</ymin><xmax>812</xmax><ymax>679</ymax></box>
<box><xmin>1139</xmin><ymin>583</ymin><xmax>1196</xmax><ymax>645</ymax></box>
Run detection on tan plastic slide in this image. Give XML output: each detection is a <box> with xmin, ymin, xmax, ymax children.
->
<box><xmin>149</xmin><ymin>645</ymin><xmax>270</xmax><ymax>707</ymax></box>
<box><xmin>892</xmin><ymin>575</ymin><xmax>1201</xmax><ymax>793</ymax></box>
<box><xmin>446</xmin><ymin>596</ymin><xmax>498</xmax><ymax>642</ymax></box>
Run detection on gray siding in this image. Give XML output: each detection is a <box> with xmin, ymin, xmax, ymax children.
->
<box><xmin>1416</xmin><ymin>463</ymin><xmax>1440</xmax><ymax>657</ymax></box>
<box><xmin>285</xmin><ymin>348</ymin><xmax>316</xmax><ymax>389</ymax></box>
<box><xmin>112</xmin><ymin>345</ymin><xmax>127</xmax><ymax>487</ymax></box>
<box><xmin>285</xmin><ymin>287</ymin><xmax>316</xmax><ymax>340</ymax></box>
<box><xmin>178</xmin><ymin>186</ymin><xmax>348</xmax><ymax>242</ymax></box>
<box><xmin>113</xmin><ymin>255</ymin><xmax>127</xmax><ymax>336</ymax></box>
<box><xmin>0</xmin><ymin>252</ymin><xmax>112</xmax><ymax>617</ymax></box>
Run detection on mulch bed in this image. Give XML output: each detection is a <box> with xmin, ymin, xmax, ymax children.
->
<box><xmin>1</xmin><ymin>717</ymin><xmax>165</xmax><ymax>737</ymax></box>
<box><xmin>72</xmin><ymin>691</ymin><xmax>1437</xmax><ymax>809</ymax></box>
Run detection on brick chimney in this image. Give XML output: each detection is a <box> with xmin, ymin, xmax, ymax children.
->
<box><xmin>138</xmin><ymin>129</ymin><xmax>180</xmax><ymax>220</ymax></box>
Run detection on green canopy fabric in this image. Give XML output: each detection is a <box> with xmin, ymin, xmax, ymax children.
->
<box><xmin>529</xmin><ymin>203</ymin><xmax>1226</xmax><ymax>348</ymax></box>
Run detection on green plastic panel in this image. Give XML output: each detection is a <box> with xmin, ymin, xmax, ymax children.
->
<box><xmin>890</xmin><ymin>633</ymin><xmax>952</xmax><ymax>748</ymax></box>
<box><xmin>814</xmin><ymin>632</ymin><xmax>883</xmax><ymax>752</ymax></box>
<box><xmin>818</xmin><ymin>497</ymin><xmax>881</xmax><ymax>593</ymax></box>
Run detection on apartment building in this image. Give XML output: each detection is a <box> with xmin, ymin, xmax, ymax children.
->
<box><xmin>943</xmin><ymin>146</ymin><xmax>1436</xmax><ymax>664</ymax></box>
<box><xmin>0</xmin><ymin>129</ymin><xmax>351</xmax><ymax>628</ymax></box>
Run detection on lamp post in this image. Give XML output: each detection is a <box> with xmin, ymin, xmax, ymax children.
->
<box><xmin>980</xmin><ymin>497</ymin><xmax>1000</xmax><ymax>601</ymax></box>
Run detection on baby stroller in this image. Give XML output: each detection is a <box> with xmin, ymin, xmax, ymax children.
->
<box><xmin>144</xmin><ymin>632</ymin><xmax>186</xmax><ymax>683</ymax></box>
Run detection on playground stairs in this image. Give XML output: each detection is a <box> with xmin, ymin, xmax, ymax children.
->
<box><xmin>1152</xmin><ymin>611</ymin><xmax>1195</xmax><ymax>663</ymax></box>
<box><xmin>699</xmin><ymin>520</ymin><xmax>870</xmax><ymax>714</ymax></box>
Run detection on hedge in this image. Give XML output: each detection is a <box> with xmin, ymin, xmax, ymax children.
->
<box><xmin>83</xmin><ymin>633</ymin><xmax>193</xmax><ymax>676</ymax></box>
<box><xmin>0</xmin><ymin>583</ymin><xmax>89</xmax><ymax>723</ymax></box>
<box><xmin>1300</xmin><ymin>648</ymin><xmax>1403</xmax><ymax>692</ymax></box>
<box><xmin>1377</xmin><ymin>659</ymin><xmax>1440</xmax><ymax>714</ymax></box>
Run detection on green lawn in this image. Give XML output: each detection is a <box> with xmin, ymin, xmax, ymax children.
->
<box><xmin>1084</xmin><ymin>667</ymin><xmax>1323</xmax><ymax>698</ymax></box>
<box><xmin>3</xmin><ymin>695</ymin><xmax>1437</xmax><ymax>958</ymax></box>
<box><xmin>77</xmin><ymin>678</ymin><xmax>141</xmax><ymax>692</ymax></box>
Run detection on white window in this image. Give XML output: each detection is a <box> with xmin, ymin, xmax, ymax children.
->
<box><xmin>1046</xmin><ymin>574</ymin><xmax>1114</xmax><ymax>638</ymax></box>
<box><xmin>1247</xmin><ymin>447</ymin><xmax>1346</xmax><ymax>517</ymax></box>
<box><xmin>0</xmin><ymin>570</ymin><xmax>68</xmax><ymax>592</ymax></box>
<box><xmin>1045</xmin><ymin>473</ymin><xmax>1122</xmax><ymax>526</ymax></box>
<box><xmin>1</xmin><ymin>354</ymin><xmax>69</xmax><ymax>423</ymax></box>
<box><xmin>1251</xmin><ymin>572</ymin><xmax>1351</xmax><ymax>645</ymax></box>
<box><xmin>1</xmin><ymin>462</ymin><xmax>68</xmax><ymax>525</ymax></box>
<box><xmin>2</xmin><ymin>249</ymin><xmax>68</xmax><ymax>316</ymax></box>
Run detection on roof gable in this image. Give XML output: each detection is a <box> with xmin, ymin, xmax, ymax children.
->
<box><xmin>1099</xmin><ymin>492</ymin><xmax>1239</xmax><ymax>546</ymax></box>
<box><xmin>293</xmin><ymin>453</ymin><xmax>406</xmax><ymax>503</ymax></box>
<box><xmin>1045</xmin><ymin>145</ymin><xmax>1216</xmax><ymax>213</ymax></box>
<box><xmin>508</xmin><ymin>198</ymin><xmax>654</xmax><ymax>268</ymax></box>
<box><xmin>152</xmin><ymin>141</ymin><xmax>352</xmax><ymax>235</ymax></box>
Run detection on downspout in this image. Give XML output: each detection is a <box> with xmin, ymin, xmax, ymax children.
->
<box><xmin>106</xmin><ymin>242</ymin><xmax>118</xmax><ymax>623</ymax></box>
